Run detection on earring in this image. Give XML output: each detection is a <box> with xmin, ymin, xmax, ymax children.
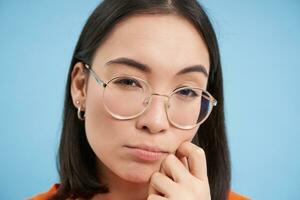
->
<box><xmin>76</xmin><ymin>100</ymin><xmax>85</xmax><ymax>121</ymax></box>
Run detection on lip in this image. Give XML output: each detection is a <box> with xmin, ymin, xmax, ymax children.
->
<box><xmin>125</xmin><ymin>144</ymin><xmax>168</xmax><ymax>162</ymax></box>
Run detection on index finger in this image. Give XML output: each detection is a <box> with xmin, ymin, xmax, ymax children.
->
<box><xmin>175</xmin><ymin>141</ymin><xmax>208</xmax><ymax>182</ymax></box>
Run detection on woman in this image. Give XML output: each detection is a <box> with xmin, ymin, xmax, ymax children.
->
<box><xmin>30</xmin><ymin>0</ymin><xmax>250</xmax><ymax>199</ymax></box>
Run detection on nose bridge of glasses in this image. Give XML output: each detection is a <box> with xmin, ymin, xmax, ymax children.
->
<box><xmin>149</xmin><ymin>93</ymin><xmax>169</xmax><ymax>103</ymax></box>
<box><xmin>143</xmin><ymin>93</ymin><xmax>170</xmax><ymax>109</ymax></box>
<box><xmin>151</xmin><ymin>93</ymin><xmax>169</xmax><ymax>98</ymax></box>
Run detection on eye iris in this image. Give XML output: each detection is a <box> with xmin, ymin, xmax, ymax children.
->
<box><xmin>181</xmin><ymin>89</ymin><xmax>189</xmax><ymax>95</ymax></box>
<box><xmin>181</xmin><ymin>89</ymin><xmax>194</xmax><ymax>96</ymax></box>
<box><xmin>117</xmin><ymin>78</ymin><xmax>137</xmax><ymax>87</ymax></box>
<box><xmin>123</xmin><ymin>79</ymin><xmax>134</xmax><ymax>85</ymax></box>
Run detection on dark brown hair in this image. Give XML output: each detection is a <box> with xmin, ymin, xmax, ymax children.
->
<box><xmin>50</xmin><ymin>0</ymin><xmax>231</xmax><ymax>199</ymax></box>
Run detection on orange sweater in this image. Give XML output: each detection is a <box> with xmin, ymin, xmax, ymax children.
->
<box><xmin>29</xmin><ymin>184</ymin><xmax>250</xmax><ymax>200</ymax></box>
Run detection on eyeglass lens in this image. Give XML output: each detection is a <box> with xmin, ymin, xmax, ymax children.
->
<box><xmin>102</xmin><ymin>76</ymin><xmax>212</xmax><ymax>128</ymax></box>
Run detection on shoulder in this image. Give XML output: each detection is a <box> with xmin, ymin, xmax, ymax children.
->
<box><xmin>228</xmin><ymin>191</ymin><xmax>251</xmax><ymax>200</ymax></box>
<box><xmin>28</xmin><ymin>184</ymin><xmax>60</xmax><ymax>200</ymax></box>
<box><xmin>29</xmin><ymin>184</ymin><xmax>250</xmax><ymax>200</ymax></box>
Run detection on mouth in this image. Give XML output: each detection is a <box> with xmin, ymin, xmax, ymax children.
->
<box><xmin>124</xmin><ymin>144</ymin><xmax>169</xmax><ymax>162</ymax></box>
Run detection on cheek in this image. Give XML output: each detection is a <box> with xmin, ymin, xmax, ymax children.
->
<box><xmin>84</xmin><ymin>84</ymin><xmax>118</xmax><ymax>161</ymax></box>
<box><xmin>170</xmin><ymin>128</ymin><xmax>198</xmax><ymax>153</ymax></box>
<box><xmin>189</xmin><ymin>128</ymin><xmax>199</xmax><ymax>140</ymax></box>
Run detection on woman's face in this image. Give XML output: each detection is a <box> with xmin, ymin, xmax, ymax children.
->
<box><xmin>71</xmin><ymin>14</ymin><xmax>210</xmax><ymax>184</ymax></box>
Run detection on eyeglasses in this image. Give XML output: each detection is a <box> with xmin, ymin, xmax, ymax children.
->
<box><xmin>84</xmin><ymin>63</ymin><xmax>217</xmax><ymax>130</ymax></box>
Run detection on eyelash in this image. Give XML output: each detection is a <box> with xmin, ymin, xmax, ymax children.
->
<box><xmin>113</xmin><ymin>77</ymin><xmax>200</xmax><ymax>97</ymax></box>
<box><xmin>176</xmin><ymin>88</ymin><xmax>198</xmax><ymax>97</ymax></box>
<box><xmin>114</xmin><ymin>78</ymin><xmax>141</xmax><ymax>88</ymax></box>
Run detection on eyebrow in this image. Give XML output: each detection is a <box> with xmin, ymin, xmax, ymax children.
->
<box><xmin>105</xmin><ymin>57</ymin><xmax>208</xmax><ymax>77</ymax></box>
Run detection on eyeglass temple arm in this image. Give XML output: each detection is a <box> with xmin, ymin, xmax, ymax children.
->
<box><xmin>203</xmin><ymin>94</ymin><xmax>217</xmax><ymax>106</ymax></box>
<box><xmin>84</xmin><ymin>64</ymin><xmax>107</xmax><ymax>87</ymax></box>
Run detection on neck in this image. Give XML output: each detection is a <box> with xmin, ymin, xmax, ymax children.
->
<box><xmin>92</xmin><ymin>163</ymin><xmax>149</xmax><ymax>200</ymax></box>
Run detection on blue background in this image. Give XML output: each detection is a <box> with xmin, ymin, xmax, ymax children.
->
<box><xmin>0</xmin><ymin>0</ymin><xmax>299</xmax><ymax>199</ymax></box>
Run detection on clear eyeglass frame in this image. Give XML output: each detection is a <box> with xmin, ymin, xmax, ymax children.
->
<box><xmin>84</xmin><ymin>63</ymin><xmax>217</xmax><ymax>130</ymax></box>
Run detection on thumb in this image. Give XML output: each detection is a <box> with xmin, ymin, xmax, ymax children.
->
<box><xmin>148</xmin><ymin>170</ymin><xmax>165</xmax><ymax>197</ymax></box>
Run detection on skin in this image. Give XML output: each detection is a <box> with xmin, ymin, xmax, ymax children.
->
<box><xmin>70</xmin><ymin>14</ymin><xmax>211</xmax><ymax>200</ymax></box>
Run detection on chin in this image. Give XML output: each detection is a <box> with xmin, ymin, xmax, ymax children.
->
<box><xmin>120</xmin><ymin>166</ymin><xmax>156</xmax><ymax>183</ymax></box>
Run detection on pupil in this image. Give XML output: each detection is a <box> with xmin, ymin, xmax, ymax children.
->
<box><xmin>124</xmin><ymin>79</ymin><xmax>133</xmax><ymax>85</ymax></box>
<box><xmin>180</xmin><ymin>89</ymin><xmax>192</xmax><ymax>96</ymax></box>
<box><xmin>118</xmin><ymin>79</ymin><xmax>135</xmax><ymax>86</ymax></box>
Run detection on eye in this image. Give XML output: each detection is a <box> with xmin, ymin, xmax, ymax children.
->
<box><xmin>114</xmin><ymin>77</ymin><xmax>142</xmax><ymax>88</ymax></box>
<box><xmin>176</xmin><ymin>88</ymin><xmax>199</xmax><ymax>98</ymax></box>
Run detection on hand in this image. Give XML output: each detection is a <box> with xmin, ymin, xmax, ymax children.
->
<box><xmin>148</xmin><ymin>141</ymin><xmax>211</xmax><ymax>200</ymax></box>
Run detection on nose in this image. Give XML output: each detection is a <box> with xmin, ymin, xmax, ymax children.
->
<box><xmin>135</xmin><ymin>95</ymin><xmax>170</xmax><ymax>134</ymax></box>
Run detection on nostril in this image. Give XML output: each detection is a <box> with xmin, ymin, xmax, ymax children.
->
<box><xmin>142</xmin><ymin>126</ymin><xmax>152</xmax><ymax>133</ymax></box>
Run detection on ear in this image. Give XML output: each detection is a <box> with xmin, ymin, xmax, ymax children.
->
<box><xmin>70</xmin><ymin>62</ymin><xmax>89</xmax><ymax>110</ymax></box>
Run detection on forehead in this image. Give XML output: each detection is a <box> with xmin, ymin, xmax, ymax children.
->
<box><xmin>93</xmin><ymin>14</ymin><xmax>210</xmax><ymax>76</ymax></box>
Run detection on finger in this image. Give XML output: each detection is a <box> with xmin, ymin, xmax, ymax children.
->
<box><xmin>161</xmin><ymin>154</ymin><xmax>190</xmax><ymax>183</ymax></box>
<box><xmin>149</xmin><ymin>171</ymin><xmax>177</xmax><ymax>197</ymax></box>
<box><xmin>148</xmin><ymin>181</ymin><xmax>159</xmax><ymax>196</ymax></box>
<box><xmin>175</xmin><ymin>141</ymin><xmax>208</xmax><ymax>181</ymax></box>
<box><xmin>148</xmin><ymin>177</ymin><xmax>164</xmax><ymax>198</ymax></box>
<box><xmin>179</xmin><ymin>156</ymin><xmax>190</xmax><ymax>171</ymax></box>
<box><xmin>159</xmin><ymin>162</ymin><xmax>168</xmax><ymax>176</ymax></box>
<box><xmin>147</xmin><ymin>194</ymin><xmax>168</xmax><ymax>200</ymax></box>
